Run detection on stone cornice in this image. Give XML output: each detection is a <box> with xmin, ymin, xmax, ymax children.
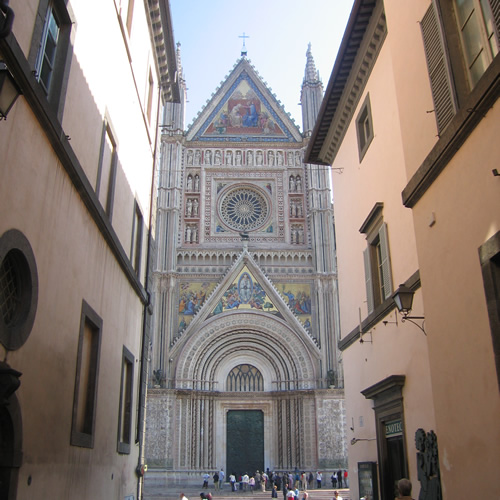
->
<box><xmin>305</xmin><ymin>0</ymin><xmax>386</xmax><ymax>165</ymax></box>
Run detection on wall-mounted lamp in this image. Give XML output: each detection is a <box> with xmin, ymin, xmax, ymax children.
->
<box><xmin>0</xmin><ymin>62</ymin><xmax>21</xmax><ymax>119</ymax></box>
<box><xmin>392</xmin><ymin>284</ymin><xmax>426</xmax><ymax>335</ymax></box>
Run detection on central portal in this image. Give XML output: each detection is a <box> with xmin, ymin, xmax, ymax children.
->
<box><xmin>226</xmin><ymin>410</ymin><xmax>264</xmax><ymax>477</ymax></box>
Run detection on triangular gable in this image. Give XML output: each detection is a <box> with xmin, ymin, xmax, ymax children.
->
<box><xmin>207</xmin><ymin>265</ymin><xmax>284</xmax><ymax>319</ymax></box>
<box><xmin>186</xmin><ymin>58</ymin><xmax>302</xmax><ymax>143</ymax></box>
<box><xmin>171</xmin><ymin>250</ymin><xmax>319</xmax><ymax>356</ymax></box>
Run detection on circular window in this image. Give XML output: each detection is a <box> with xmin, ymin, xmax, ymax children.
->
<box><xmin>219</xmin><ymin>186</ymin><xmax>269</xmax><ymax>232</ymax></box>
<box><xmin>0</xmin><ymin>230</ymin><xmax>38</xmax><ymax>350</ymax></box>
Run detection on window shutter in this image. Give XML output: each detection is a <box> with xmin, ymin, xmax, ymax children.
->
<box><xmin>363</xmin><ymin>247</ymin><xmax>374</xmax><ymax>314</ymax></box>
<box><xmin>420</xmin><ymin>2</ymin><xmax>457</xmax><ymax>134</ymax></box>
<box><xmin>378</xmin><ymin>223</ymin><xmax>393</xmax><ymax>300</ymax></box>
<box><xmin>490</xmin><ymin>0</ymin><xmax>500</xmax><ymax>35</ymax></box>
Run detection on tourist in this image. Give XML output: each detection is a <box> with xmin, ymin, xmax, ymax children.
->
<box><xmin>316</xmin><ymin>471</ymin><xmax>322</xmax><ymax>489</ymax></box>
<box><xmin>308</xmin><ymin>472</ymin><xmax>313</xmax><ymax>489</ymax></box>
<box><xmin>219</xmin><ymin>468</ymin><xmax>225</xmax><ymax>490</ymax></box>
<box><xmin>337</xmin><ymin>470</ymin><xmax>343</xmax><ymax>488</ymax></box>
<box><xmin>396</xmin><ymin>478</ymin><xmax>414</xmax><ymax>500</ymax></box>
<box><xmin>202</xmin><ymin>473</ymin><xmax>209</xmax><ymax>489</ymax></box>
<box><xmin>229</xmin><ymin>473</ymin><xmax>236</xmax><ymax>491</ymax></box>
<box><xmin>213</xmin><ymin>471</ymin><xmax>219</xmax><ymax>490</ymax></box>
<box><xmin>331</xmin><ymin>471</ymin><xmax>337</xmax><ymax>488</ymax></box>
<box><xmin>333</xmin><ymin>491</ymin><xmax>342</xmax><ymax>500</ymax></box>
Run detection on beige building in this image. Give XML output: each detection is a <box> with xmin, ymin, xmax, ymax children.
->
<box><xmin>307</xmin><ymin>1</ymin><xmax>500</xmax><ymax>499</ymax></box>
<box><xmin>0</xmin><ymin>0</ymin><xmax>178</xmax><ymax>498</ymax></box>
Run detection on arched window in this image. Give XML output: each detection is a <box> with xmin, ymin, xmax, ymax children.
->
<box><xmin>227</xmin><ymin>364</ymin><xmax>263</xmax><ymax>392</ymax></box>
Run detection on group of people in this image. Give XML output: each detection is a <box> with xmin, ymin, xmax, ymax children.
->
<box><xmin>200</xmin><ymin>468</ymin><xmax>348</xmax><ymax>492</ymax></box>
<box><xmin>330</xmin><ymin>470</ymin><xmax>348</xmax><ymax>489</ymax></box>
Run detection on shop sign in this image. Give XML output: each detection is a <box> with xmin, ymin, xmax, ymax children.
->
<box><xmin>385</xmin><ymin>419</ymin><xmax>403</xmax><ymax>437</ymax></box>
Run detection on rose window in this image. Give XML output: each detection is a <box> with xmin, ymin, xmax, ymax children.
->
<box><xmin>219</xmin><ymin>187</ymin><xmax>269</xmax><ymax>232</ymax></box>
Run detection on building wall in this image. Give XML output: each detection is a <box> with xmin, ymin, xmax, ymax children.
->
<box><xmin>308</xmin><ymin>0</ymin><xmax>500</xmax><ymax>498</ymax></box>
<box><xmin>0</xmin><ymin>0</ymin><xmax>177</xmax><ymax>498</ymax></box>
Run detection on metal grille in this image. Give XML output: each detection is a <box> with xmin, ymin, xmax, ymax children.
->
<box><xmin>227</xmin><ymin>364</ymin><xmax>264</xmax><ymax>392</ymax></box>
<box><xmin>0</xmin><ymin>253</ymin><xmax>20</xmax><ymax>326</ymax></box>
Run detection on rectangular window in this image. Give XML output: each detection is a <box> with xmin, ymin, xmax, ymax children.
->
<box><xmin>356</xmin><ymin>94</ymin><xmax>374</xmax><ymax>162</ymax></box>
<box><xmin>361</xmin><ymin>204</ymin><xmax>393</xmax><ymax>315</ymax></box>
<box><xmin>479</xmin><ymin>231</ymin><xmax>500</xmax><ymax>390</ymax></box>
<box><xmin>32</xmin><ymin>0</ymin><xmax>72</xmax><ymax>114</ymax></box>
<box><xmin>454</xmin><ymin>0</ymin><xmax>499</xmax><ymax>87</ymax></box>
<box><xmin>35</xmin><ymin>4</ymin><xmax>60</xmax><ymax>95</ymax></box>
<box><xmin>117</xmin><ymin>346</ymin><xmax>134</xmax><ymax>454</ymax></box>
<box><xmin>96</xmin><ymin>118</ymin><xmax>117</xmax><ymax>218</ymax></box>
<box><xmin>420</xmin><ymin>0</ymin><xmax>499</xmax><ymax>133</ymax></box>
<box><xmin>130</xmin><ymin>202</ymin><xmax>144</xmax><ymax>276</ymax></box>
<box><xmin>71</xmin><ymin>301</ymin><xmax>102</xmax><ymax>448</ymax></box>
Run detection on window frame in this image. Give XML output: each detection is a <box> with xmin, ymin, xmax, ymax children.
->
<box><xmin>360</xmin><ymin>203</ymin><xmax>393</xmax><ymax>315</ymax></box>
<box><xmin>117</xmin><ymin>346</ymin><xmax>134</xmax><ymax>454</ymax></box>
<box><xmin>421</xmin><ymin>0</ymin><xmax>499</xmax><ymax>134</ymax></box>
<box><xmin>0</xmin><ymin>230</ymin><xmax>38</xmax><ymax>350</ymax></box>
<box><xmin>30</xmin><ymin>0</ymin><xmax>73</xmax><ymax>118</ymax></box>
<box><xmin>130</xmin><ymin>201</ymin><xmax>144</xmax><ymax>276</ymax></box>
<box><xmin>96</xmin><ymin>115</ymin><xmax>118</xmax><ymax>219</ymax></box>
<box><xmin>356</xmin><ymin>93</ymin><xmax>374</xmax><ymax>162</ymax></box>
<box><xmin>71</xmin><ymin>300</ymin><xmax>102</xmax><ymax>449</ymax></box>
<box><xmin>479</xmin><ymin>231</ymin><xmax>500</xmax><ymax>390</ymax></box>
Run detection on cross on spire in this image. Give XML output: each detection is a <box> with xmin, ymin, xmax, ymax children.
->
<box><xmin>239</xmin><ymin>32</ymin><xmax>249</xmax><ymax>57</ymax></box>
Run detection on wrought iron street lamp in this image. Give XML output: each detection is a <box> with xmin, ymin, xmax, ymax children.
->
<box><xmin>0</xmin><ymin>62</ymin><xmax>21</xmax><ymax>119</ymax></box>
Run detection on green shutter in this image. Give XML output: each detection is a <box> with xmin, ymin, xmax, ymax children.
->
<box><xmin>363</xmin><ymin>247</ymin><xmax>374</xmax><ymax>314</ymax></box>
<box><xmin>378</xmin><ymin>223</ymin><xmax>393</xmax><ymax>300</ymax></box>
<box><xmin>420</xmin><ymin>2</ymin><xmax>457</xmax><ymax>134</ymax></box>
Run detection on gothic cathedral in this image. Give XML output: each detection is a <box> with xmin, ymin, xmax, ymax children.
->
<box><xmin>145</xmin><ymin>44</ymin><xmax>347</xmax><ymax>480</ymax></box>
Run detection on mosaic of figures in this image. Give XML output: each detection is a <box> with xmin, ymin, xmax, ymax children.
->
<box><xmin>280</xmin><ymin>283</ymin><xmax>313</xmax><ymax>332</ymax></box>
<box><xmin>201</xmin><ymin>79</ymin><xmax>286</xmax><ymax>138</ymax></box>
<box><xmin>177</xmin><ymin>281</ymin><xmax>218</xmax><ymax>332</ymax></box>
<box><xmin>185</xmin><ymin>148</ymin><xmax>302</xmax><ymax>168</ymax></box>
<box><xmin>186</xmin><ymin>173</ymin><xmax>200</xmax><ymax>192</ymax></box>
<box><xmin>209</xmin><ymin>268</ymin><xmax>283</xmax><ymax>319</ymax></box>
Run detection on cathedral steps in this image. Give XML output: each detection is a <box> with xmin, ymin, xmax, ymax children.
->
<box><xmin>143</xmin><ymin>484</ymin><xmax>351</xmax><ymax>500</ymax></box>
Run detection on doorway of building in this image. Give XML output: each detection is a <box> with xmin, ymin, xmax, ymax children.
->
<box><xmin>385</xmin><ymin>434</ymin><xmax>406</xmax><ymax>499</ymax></box>
<box><xmin>226</xmin><ymin>410</ymin><xmax>264</xmax><ymax>478</ymax></box>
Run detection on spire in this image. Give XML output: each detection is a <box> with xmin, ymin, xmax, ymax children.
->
<box><xmin>300</xmin><ymin>43</ymin><xmax>324</xmax><ymax>137</ymax></box>
<box><xmin>304</xmin><ymin>42</ymin><xmax>320</xmax><ymax>84</ymax></box>
<box><xmin>176</xmin><ymin>42</ymin><xmax>185</xmax><ymax>84</ymax></box>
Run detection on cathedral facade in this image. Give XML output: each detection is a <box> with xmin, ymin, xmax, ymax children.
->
<box><xmin>145</xmin><ymin>46</ymin><xmax>346</xmax><ymax>481</ymax></box>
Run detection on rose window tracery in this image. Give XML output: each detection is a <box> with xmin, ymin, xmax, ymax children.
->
<box><xmin>219</xmin><ymin>186</ymin><xmax>269</xmax><ymax>232</ymax></box>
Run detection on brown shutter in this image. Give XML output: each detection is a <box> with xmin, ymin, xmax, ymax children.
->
<box><xmin>420</xmin><ymin>2</ymin><xmax>457</xmax><ymax>134</ymax></box>
<box><xmin>378</xmin><ymin>223</ymin><xmax>393</xmax><ymax>300</ymax></box>
<box><xmin>363</xmin><ymin>247</ymin><xmax>374</xmax><ymax>314</ymax></box>
<box><xmin>490</xmin><ymin>0</ymin><xmax>500</xmax><ymax>35</ymax></box>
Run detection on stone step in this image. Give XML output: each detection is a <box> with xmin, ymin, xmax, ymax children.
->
<box><xmin>143</xmin><ymin>483</ymin><xmax>351</xmax><ymax>500</ymax></box>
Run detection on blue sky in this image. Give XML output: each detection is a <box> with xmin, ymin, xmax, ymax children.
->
<box><xmin>169</xmin><ymin>1</ymin><xmax>355</xmax><ymax>131</ymax></box>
